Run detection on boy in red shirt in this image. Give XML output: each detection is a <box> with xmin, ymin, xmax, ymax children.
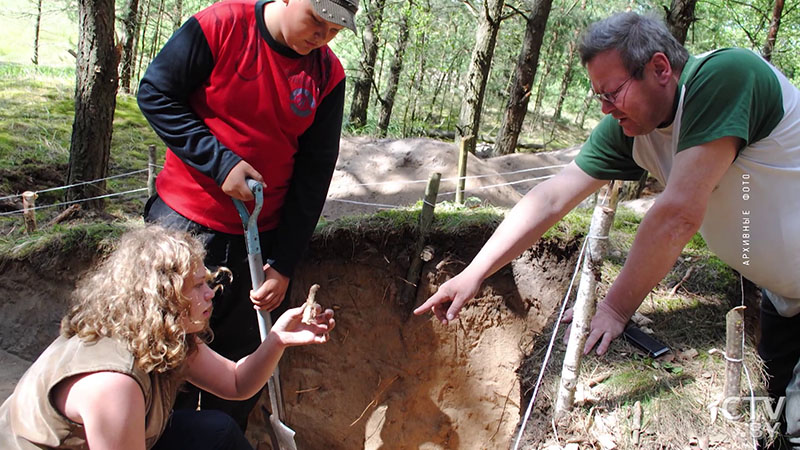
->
<box><xmin>138</xmin><ymin>0</ymin><xmax>357</xmax><ymax>431</ymax></box>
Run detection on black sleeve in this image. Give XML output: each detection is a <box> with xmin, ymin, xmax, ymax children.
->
<box><xmin>137</xmin><ymin>17</ymin><xmax>242</xmax><ymax>186</ymax></box>
<box><xmin>267</xmin><ymin>78</ymin><xmax>346</xmax><ymax>277</ymax></box>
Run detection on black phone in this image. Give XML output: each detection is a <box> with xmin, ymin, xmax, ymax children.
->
<box><xmin>623</xmin><ymin>324</ymin><xmax>670</xmax><ymax>358</ymax></box>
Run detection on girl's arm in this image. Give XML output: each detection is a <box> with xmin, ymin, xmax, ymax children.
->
<box><xmin>52</xmin><ymin>371</ymin><xmax>146</xmax><ymax>450</ymax></box>
<box><xmin>186</xmin><ymin>306</ymin><xmax>333</xmax><ymax>400</ymax></box>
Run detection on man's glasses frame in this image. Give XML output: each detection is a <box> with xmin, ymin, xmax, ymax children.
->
<box><xmin>592</xmin><ymin>75</ymin><xmax>634</xmax><ymax>104</ymax></box>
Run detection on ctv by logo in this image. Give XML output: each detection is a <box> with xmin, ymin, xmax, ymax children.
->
<box><xmin>719</xmin><ymin>396</ymin><xmax>784</xmax><ymax>438</ymax></box>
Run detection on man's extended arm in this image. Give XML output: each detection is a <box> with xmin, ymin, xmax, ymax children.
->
<box><xmin>414</xmin><ymin>161</ymin><xmax>606</xmax><ymax>324</ymax></box>
<box><xmin>584</xmin><ymin>136</ymin><xmax>739</xmax><ymax>354</ymax></box>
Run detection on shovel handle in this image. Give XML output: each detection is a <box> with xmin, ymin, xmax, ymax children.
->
<box><xmin>232</xmin><ymin>179</ymin><xmax>272</xmax><ymax>338</ymax></box>
<box><xmin>231</xmin><ymin>180</ymin><xmax>289</xmax><ymax>423</ymax></box>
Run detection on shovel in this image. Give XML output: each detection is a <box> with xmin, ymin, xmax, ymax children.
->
<box><xmin>232</xmin><ymin>179</ymin><xmax>297</xmax><ymax>450</ymax></box>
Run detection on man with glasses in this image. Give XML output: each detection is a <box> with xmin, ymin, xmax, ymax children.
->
<box><xmin>416</xmin><ymin>12</ymin><xmax>800</xmax><ymax>446</ymax></box>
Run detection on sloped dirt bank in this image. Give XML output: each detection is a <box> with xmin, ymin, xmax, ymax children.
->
<box><xmin>0</xmin><ymin>224</ymin><xmax>580</xmax><ymax>449</ymax></box>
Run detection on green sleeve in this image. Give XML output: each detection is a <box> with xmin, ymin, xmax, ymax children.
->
<box><xmin>575</xmin><ymin>115</ymin><xmax>644</xmax><ymax>181</ymax></box>
<box><xmin>678</xmin><ymin>48</ymin><xmax>783</xmax><ymax>152</ymax></box>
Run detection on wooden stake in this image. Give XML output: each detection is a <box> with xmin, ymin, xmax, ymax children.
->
<box><xmin>403</xmin><ymin>172</ymin><xmax>441</xmax><ymax>307</ymax></box>
<box><xmin>22</xmin><ymin>191</ymin><xmax>37</xmax><ymax>233</ymax></box>
<box><xmin>631</xmin><ymin>400</ymin><xmax>642</xmax><ymax>446</ymax></box>
<box><xmin>555</xmin><ymin>181</ymin><xmax>621</xmax><ymax>420</ymax></box>
<box><xmin>455</xmin><ymin>136</ymin><xmax>472</xmax><ymax>204</ymax></box>
<box><xmin>723</xmin><ymin>306</ymin><xmax>746</xmax><ymax>406</ymax></box>
<box><xmin>148</xmin><ymin>144</ymin><xmax>157</xmax><ymax>197</ymax></box>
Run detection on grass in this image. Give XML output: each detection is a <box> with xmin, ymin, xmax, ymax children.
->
<box><xmin>515</xmin><ymin>201</ymin><xmax>766</xmax><ymax>449</ymax></box>
<box><xmin>0</xmin><ymin>219</ymin><xmax>133</xmax><ymax>264</ymax></box>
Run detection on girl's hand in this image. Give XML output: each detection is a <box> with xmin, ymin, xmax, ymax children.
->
<box><xmin>271</xmin><ymin>306</ymin><xmax>335</xmax><ymax>347</ymax></box>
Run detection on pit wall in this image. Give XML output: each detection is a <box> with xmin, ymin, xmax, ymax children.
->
<box><xmin>247</xmin><ymin>226</ymin><xmax>579</xmax><ymax>449</ymax></box>
<box><xmin>0</xmin><ymin>225</ymin><xmax>579</xmax><ymax>449</ymax></box>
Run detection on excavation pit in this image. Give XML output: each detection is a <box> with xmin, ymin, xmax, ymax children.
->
<box><xmin>0</xmin><ymin>222</ymin><xmax>580</xmax><ymax>449</ymax></box>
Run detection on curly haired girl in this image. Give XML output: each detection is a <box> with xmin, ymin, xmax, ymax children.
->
<box><xmin>0</xmin><ymin>225</ymin><xmax>334</xmax><ymax>449</ymax></box>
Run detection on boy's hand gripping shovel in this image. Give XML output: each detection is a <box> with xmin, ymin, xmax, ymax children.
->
<box><xmin>233</xmin><ymin>179</ymin><xmax>297</xmax><ymax>450</ymax></box>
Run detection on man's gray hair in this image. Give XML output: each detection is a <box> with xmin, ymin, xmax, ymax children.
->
<box><xmin>579</xmin><ymin>12</ymin><xmax>689</xmax><ymax>78</ymax></box>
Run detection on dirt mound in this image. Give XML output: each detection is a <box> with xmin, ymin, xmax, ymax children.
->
<box><xmin>323</xmin><ymin>137</ymin><xmax>577</xmax><ymax>220</ymax></box>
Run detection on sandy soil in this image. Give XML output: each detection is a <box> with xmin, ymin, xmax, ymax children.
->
<box><xmin>322</xmin><ymin>136</ymin><xmax>578</xmax><ymax>220</ymax></box>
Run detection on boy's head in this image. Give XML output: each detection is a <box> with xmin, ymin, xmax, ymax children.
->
<box><xmin>278</xmin><ymin>0</ymin><xmax>358</xmax><ymax>55</ymax></box>
<box><xmin>309</xmin><ymin>0</ymin><xmax>359</xmax><ymax>33</ymax></box>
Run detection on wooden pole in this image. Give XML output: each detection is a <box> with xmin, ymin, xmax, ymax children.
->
<box><xmin>555</xmin><ymin>181</ymin><xmax>621</xmax><ymax>420</ymax></box>
<box><xmin>455</xmin><ymin>136</ymin><xmax>472</xmax><ymax>204</ymax></box>
<box><xmin>148</xmin><ymin>144</ymin><xmax>157</xmax><ymax>197</ymax></box>
<box><xmin>631</xmin><ymin>400</ymin><xmax>642</xmax><ymax>446</ymax></box>
<box><xmin>723</xmin><ymin>306</ymin><xmax>746</xmax><ymax>406</ymax></box>
<box><xmin>403</xmin><ymin>172</ymin><xmax>441</xmax><ymax>307</ymax></box>
<box><xmin>22</xmin><ymin>191</ymin><xmax>37</xmax><ymax>233</ymax></box>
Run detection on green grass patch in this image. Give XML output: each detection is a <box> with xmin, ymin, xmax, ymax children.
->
<box><xmin>316</xmin><ymin>199</ymin><xmax>506</xmax><ymax>236</ymax></box>
<box><xmin>0</xmin><ymin>220</ymin><xmax>130</xmax><ymax>262</ymax></box>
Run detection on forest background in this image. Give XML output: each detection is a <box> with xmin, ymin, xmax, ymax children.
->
<box><xmin>0</xmin><ymin>0</ymin><xmax>796</xmax><ymax>210</ymax></box>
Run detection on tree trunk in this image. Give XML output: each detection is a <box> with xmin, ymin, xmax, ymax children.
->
<box><xmin>555</xmin><ymin>181</ymin><xmax>621</xmax><ymax>419</ymax></box>
<box><xmin>119</xmin><ymin>0</ymin><xmax>140</xmax><ymax>93</ymax></box>
<box><xmin>148</xmin><ymin>0</ymin><xmax>166</xmax><ymax>63</ymax></box>
<box><xmin>67</xmin><ymin>0</ymin><xmax>118</xmax><ymax>211</ymax></box>
<box><xmin>492</xmin><ymin>0</ymin><xmax>553</xmax><ymax>156</ymax></box>
<box><xmin>531</xmin><ymin>26</ymin><xmax>559</xmax><ymax>120</ymax></box>
<box><xmin>553</xmin><ymin>38</ymin><xmax>577</xmax><ymax>123</ymax></box>
<box><xmin>762</xmin><ymin>0</ymin><xmax>785</xmax><ymax>61</ymax></box>
<box><xmin>32</xmin><ymin>0</ymin><xmax>43</xmax><ymax>65</ymax></box>
<box><xmin>135</xmin><ymin>0</ymin><xmax>152</xmax><ymax>82</ymax></box>
<box><xmin>664</xmin><ymin>0</ymin><xmax>698</xmax><ymax>45</ymax></box>
<box><xmin>455</xmin><ymin>0</ymin><xmax>506</xmax><ymax>153</ymax></box>
<box><xmin>348</xmin><ymin>0</ymin><xmax>387</xmax><ymax>129</ymax></box>
<box><xmin>575</xmin><ymin>88</ymin><xmax>592</xmax><ymax>128</ymax></box>
<box><xmin>173</xmin><ymin>0</ymin><xmax>183</xmax><ymax>32</ymax></box>
<box><xmin>377</xmin><ymin>9</ymin><xmax>411</xmax><ymax>137</ymax></box>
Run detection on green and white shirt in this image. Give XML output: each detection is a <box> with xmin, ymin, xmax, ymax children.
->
<box><xmin>576</xmin><ymin>48</ymin><xmax>800</xmax><ymax>315</ymax></box>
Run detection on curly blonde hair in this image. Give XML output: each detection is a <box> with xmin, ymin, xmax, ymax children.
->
<box><xmin>61</xmin><ymin>225</ymin><xmax>218</xmax><ymax>376</ymax></box>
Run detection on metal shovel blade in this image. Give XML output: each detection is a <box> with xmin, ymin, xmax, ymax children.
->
<box><xmin>233</xmin><ymin>179</ymin><xmax>297</xmax><ymax>450</ymax></box>
<box><xmin>270</xmin><ymin>411</ymin><xmax>297</xmax><ymax>450</ymax></box>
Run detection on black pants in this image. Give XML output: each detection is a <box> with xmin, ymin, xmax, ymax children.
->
<box><xmin>152</xmin><ymin>409</ymin><xmax>253</xmax><ymax>450</ymax></box>
<box><xmin>145</xmin><ymin>195</ymin><xmax>288</xmax><ymax>431</ymax></box>
<box><xmin>758</xmin><ymin>292</ymin><xmax>800</xmax><ymax>449</ymax></box>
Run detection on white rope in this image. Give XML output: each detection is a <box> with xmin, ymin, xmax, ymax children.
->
<box><xmin>343</xmin><ymin>164</ymin><xmax>566</xmax><ymax>188</ymax></box>
<box><xmin>439</xmin><ymin>175</ymin><xmax>555</xmax><ymax>196</ymax></box>
<box><xmin>0</xmin><ymin>188</ymin><xmax>149</xmax><ymax>216</ymax></box>
<box><xmin>0</xmin><ymin>168</ymin><xmax>150</xmax><ymax>202</ymax></box>
<box><xmin>325</xmin><ymin>197</ymin><xmax>399</xmax><ymax>209</ymax></box>
<box><xmin>512</xmin><ymin>232</ymin><xmax>589</xmax><ymax>450</ymax></box>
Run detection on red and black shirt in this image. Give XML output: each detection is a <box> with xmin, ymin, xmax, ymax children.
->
<box><xmin>138</xmin><ymin>0</ymin><xmax>345</xmax><ymax>276</ymax></box>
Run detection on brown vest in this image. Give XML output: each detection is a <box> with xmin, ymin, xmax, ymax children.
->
<box><xmin>0</xmin><ymin>335</ymin><xmax>180</xmax><ymax>449</ymax></box>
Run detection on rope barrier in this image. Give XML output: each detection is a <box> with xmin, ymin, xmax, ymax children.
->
<box><xmin>439</xmin><ymin>174</ymin><xmax>554</xmax><ymax>196</ymax></box>
<box><xmin>0</xmin><ymin>168</ymin><xmax>151</xmax><ymax>202</ymax></box>
<box><xmin>0</xmin><ymin>161</ymin><xmax>560</xmax><ymax>219</ymax></box>
<box><xmin>342</xmin><ymin>163</ymin><xmax>566</xmax><ymax>189</ymax></box>
<box><xmin>325</xmin><ymin>198</ymin><xmax>399</xmax><ymax>209</ymax></box>
<box><xmin>0</xmin><ymin>188</ymin><xmax>149</xmax><ymax>216</ymax></box>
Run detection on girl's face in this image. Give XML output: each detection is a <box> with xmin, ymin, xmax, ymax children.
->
<box><xmin>181</xmin><ymin>265</ymin><xmax>215</xmax><ymax>334</ymax></box>
<box><xmin>280</xmin><ymin>0</ymin><xmax>345</xmax><ymax>55</ymax></box>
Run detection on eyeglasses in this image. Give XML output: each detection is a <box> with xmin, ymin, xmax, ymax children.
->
<box><xmin>592</xmin><ymin>75</ymin><xmax>633</xmax><ymax>104</ymax></box>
